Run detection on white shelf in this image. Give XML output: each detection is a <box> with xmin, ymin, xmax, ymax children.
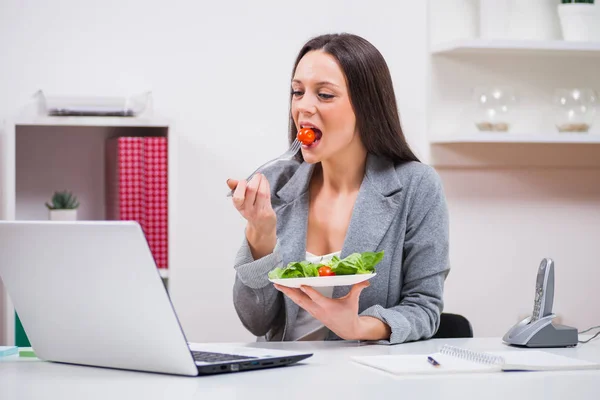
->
<box><xmin>430</xmin><ymin>133</ymin><xmax>600</xmax><ymax>144</ymax></box>
<box><xmin>14</xmin><ymin>115</ymin><xmax>170</xmax><ymax>128</ymax></box>
<box><xmin>431</xmin><ymin>39</ymin><xmax>600</xmax><ymax>56</ymax></box>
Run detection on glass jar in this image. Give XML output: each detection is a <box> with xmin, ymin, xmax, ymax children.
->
<box><xmin>473</xmin><ymin>86</ymin><xmax>517</xmax><ymax>132</ymax></box>
<box><xmin>553</xmin><ymin>88</ymin><xmax>598</xmax><ymax>133</ymax></box>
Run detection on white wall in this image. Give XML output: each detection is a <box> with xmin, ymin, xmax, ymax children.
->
<box><xmin>0</xmin><ymin>0</ymin><xmax>597</xmax><ymax>343</ymax></box>
<box><xmin>440</xmin><ymin>167</ymin><xmax>600</xmax><ymax>336</ymax></box>
<box><xmin>0</xmin><ymin>0</ymin><xmax>429</xmax><ymax>343</ymax></box>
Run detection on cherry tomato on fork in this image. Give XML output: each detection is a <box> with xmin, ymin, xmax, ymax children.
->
<box><xmin>297</xmin><ymin>128</ymin><xmax>316</xmax><ymax>145</ymax></box>
<box><xmin>318</xmin><ymin>266</ymin><xmax>335</xmax><ymax>277</ymax></box>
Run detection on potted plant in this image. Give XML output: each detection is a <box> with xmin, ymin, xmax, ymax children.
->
<box><xmin>558</xmin><ymin>0</ymin><xmax>600</xmax><ymax>41</ymax></box>
<box><xmin>45</xmin><ymin>190</ymin><xmax>80</xmax><ymax>221</ymax></box>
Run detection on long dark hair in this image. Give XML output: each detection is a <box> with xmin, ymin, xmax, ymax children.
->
<box><xmin>289</xmin><ymin>33</ymin><xmax>419</xmax><ymax>164</ymax></box>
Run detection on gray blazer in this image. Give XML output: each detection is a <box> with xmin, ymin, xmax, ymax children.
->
<box><xmin>232</xmin><ymin>153</ymin><xmax>450</xmax><ymax>345</ymax></box>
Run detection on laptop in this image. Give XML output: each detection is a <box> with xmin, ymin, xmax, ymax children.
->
<box><xmin>0</xmin><ymin>220</ymin><xmax>312</xmax><ymax>376</ymax></box>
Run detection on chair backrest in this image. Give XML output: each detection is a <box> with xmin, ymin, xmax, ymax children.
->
<box><xmin>432</xmin><ymin>313</ymin><xmax>473</xmax><ymax>339</ymax></box>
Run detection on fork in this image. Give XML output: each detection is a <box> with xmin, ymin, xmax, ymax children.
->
<box><xmin>226</xmin><ymin>139</ymin><xmax>302</xmax><ymax>197</ymax></box>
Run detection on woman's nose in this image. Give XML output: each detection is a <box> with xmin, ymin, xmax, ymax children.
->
<box><xmin>295</xmin><ymin>93</ymin><xmax>317</xmax><ymax>114</ymax></box>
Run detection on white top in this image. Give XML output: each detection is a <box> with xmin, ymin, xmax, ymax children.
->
<box><xmin>287</xmin><ymin>250</ymin><xmax>340</xmax><ymax>341</ymax></box>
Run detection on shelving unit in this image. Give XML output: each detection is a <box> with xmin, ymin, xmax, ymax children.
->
<box><xmin>430</xmin><ymin>132</ymin><xmax>600</xmax><ymax>144</ymax></box>
<box><xmin>426</xmin><ymin>2</ymin><xmax>600</xmax><ymax>336</ymax></box>
<box><xmin>426</xmin><ymin>27</ymin><xmax>600</xmax><ymax>164</ymax></box>
<box><xmin>431</xmin><ymin>39</ymin><xmax>600</xmax><ymax>57</ymax></box>
<box><xmin>0</xmin><ymin>107</ymin><xmax>175</xmax><ymax>345</ymax></box>
<box><xmin>14</xmin><ymin>115</ymin><xmax>171</xmax><ymax>128</ymax></box>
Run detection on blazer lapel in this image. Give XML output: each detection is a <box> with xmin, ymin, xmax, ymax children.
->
<box><xmin>274</xmin><ymin>162</ymin><xmax>315</xmax><ymax>340</ymax></box>
<box><xmin>332</xmin><ymin>154</ymin><xmax>404</xmax><ymax>300</ymax></box>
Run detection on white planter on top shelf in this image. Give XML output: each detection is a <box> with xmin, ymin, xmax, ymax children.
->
<box><xmin>429</xmin><ymin>0</ymin><xmax>478</xmax><ymax>45</ymax></box>
<box><xmin>558</xmin><ymin>3</ymin><xmax>600</xmax><ymax>41</ymax></box>
<box><xmin>49</xmin><ymin>209</ymin><xmax>77</xmax><ymax>221</ymax></box>
<box><xmin>507</xmin><ymin>0</ymin><xmax>562</xmax><ymax>41</ymax></box>
<box><xmin>479</xmin><ymin>0</ymin><xmax>509</xmax><ymax>40</ymax></box>
<box><xmin>480</xmin><ymin>0</ymin><xmax>563</xmax><ymax>41</ymax></box>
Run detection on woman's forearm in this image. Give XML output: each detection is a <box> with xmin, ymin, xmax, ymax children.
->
<box><xmin>246</xmin><ymin>225</ymin><xmax>277</xmax><ymax>260</ymax></box>
<box><xmin>356</xmin><ymin>316</ymin><xmax>392</xmax><ymax>341</ymax></box>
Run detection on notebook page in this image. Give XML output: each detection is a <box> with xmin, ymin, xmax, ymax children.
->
<box><xmin>351</xmin><ymin>353</ymin><xmax>501</xmax><ymax>375</ymax></box>
<box><xmin>487</xmin><ymin>350</ymin><xmax>600</xmax><ymax>371</ymax></box>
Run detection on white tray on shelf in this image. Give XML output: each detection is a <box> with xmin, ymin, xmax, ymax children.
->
<box><xmin>34</xmin><ymin>90</ymin><xmax>152</xmax><ymax>117</ymax></box>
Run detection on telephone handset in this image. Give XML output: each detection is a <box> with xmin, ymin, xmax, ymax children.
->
<box><xmin>530</xmin><ymin>258</ymin><xmax>554</xmax><ymax>323</ymax></box>
<box><xmin>503</xmin><ymin>258</ymin><xmax>577</xmax><ymax>348</ymax></box>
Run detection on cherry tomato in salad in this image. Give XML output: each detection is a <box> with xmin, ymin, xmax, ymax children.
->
<box><xmin>318</xmin><ymin>266</ymin><xmax>335</xmax><ymax>277</ymax></box>
<box><xmin>297</xmin><ymin>128</ymin><xmax>316</xmax><ymax>145</ymax></box>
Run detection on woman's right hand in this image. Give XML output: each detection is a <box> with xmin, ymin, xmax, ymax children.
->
<box><xmin>227</xmin><ymin>174</ymin><xmax>277</xmax><ymax>258</ymax></box>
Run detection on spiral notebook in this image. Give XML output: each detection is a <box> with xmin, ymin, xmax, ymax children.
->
<box><xmin>352</xmin><ymin>345</ymin><xmax>600</xmax><ymax>375</ymax></box>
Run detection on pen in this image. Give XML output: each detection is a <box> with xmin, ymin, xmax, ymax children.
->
<box><xmin>427</xmin><ymin>356</ymin><xmax>441</xmax><ymax>367</ymax></box>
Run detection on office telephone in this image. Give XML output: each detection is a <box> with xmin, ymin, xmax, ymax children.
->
<box><xmin>531</xmin><ymin>258</ymin><xmax>554</xmax><ymax>323</ymax></box>
<box><xmin>503</xmin><ymin>258</ymin><xmax>578</xmax><ymax>348</ymax></box>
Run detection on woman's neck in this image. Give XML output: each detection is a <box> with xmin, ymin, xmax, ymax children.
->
<box><xmin>315</xmin><ymin>144</ymin><xmax>367</xmax><ymax>195</ymax></box>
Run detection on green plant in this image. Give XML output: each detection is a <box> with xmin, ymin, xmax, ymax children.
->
<box><xmin>45</xmin><ymin>190</ymin><xmax>80</xmax><ymax>210</ymax></box>
<box><xmin>561</xmin><ymin>0</ymin><xmax>594</xmax><ymax>4</ymax></box>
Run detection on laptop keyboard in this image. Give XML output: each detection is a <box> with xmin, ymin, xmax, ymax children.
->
<box><xmin>191</xmin><ymin>350</ymin><xmax>258</xmax><ymax>363</ymax></box>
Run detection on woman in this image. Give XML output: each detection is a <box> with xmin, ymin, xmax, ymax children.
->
<box><xmin>226</xmin><ymin>33</ymin><xmax>449</xmax><ymax>344</ymax></box>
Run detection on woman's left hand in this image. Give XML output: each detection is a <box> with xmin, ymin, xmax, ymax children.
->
<box><xmin>274</xmin><ymin>281</ymin><xmax>371</xmax><ymax>340</ymax></box>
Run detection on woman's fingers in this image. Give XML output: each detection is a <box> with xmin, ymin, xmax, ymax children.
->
<box><xmin>344</xmin><ymin>280</ymin><xmax>370</xmax><ymax>301</ymax></box>
<box><xmin>230</xmin><ymin>174</ymin><xmax>273</xmax><ymax>225</ymax></box>
<box><xmin>226</xmin><ymin>178</ymin><xmax>239</xmax><ymax>191</ymax></box>
<box><xmin>255</xmin><ymin>174</ymin><xmax>272</xmax><ymax>211</ymax></box>
<box><xmin>244</xmin><ymin>174</ymin><xmax>261</xmax><ymax>207</ymax></box>
<box><xmin>299</xmin><ymin>285</ymin><xmax>327</xmax><ymax>306</ymax></box>
<box><xmin>275</xmin><ymin>285</ymin><xmax>319</xmax><ymax>316</ymax></box>
<box><xmin>232</xmin><ymin>179</ymin><xmax>248</xmax><ymax>210</ymax></box>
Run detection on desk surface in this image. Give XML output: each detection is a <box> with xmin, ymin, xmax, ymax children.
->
<box><xmin>1</xmin><ymin>337</ymin><xmax>599</xmax><ymax>399</ymax></box>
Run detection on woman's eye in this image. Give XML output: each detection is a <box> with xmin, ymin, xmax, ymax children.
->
<box><xmin>291</xmin><ymin>90</ymin><xmax>303</xmax><ymax>97</ymax></box>
<box><xmin>318</xmin><ymin>93</ymin><xmax>334</xmax><ymax>100</ymax></box>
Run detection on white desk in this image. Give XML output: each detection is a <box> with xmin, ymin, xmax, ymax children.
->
<box><xmin>1</xmin><ymin>338</ymin><xmax>599</xmax><ymax>399</ymax></box>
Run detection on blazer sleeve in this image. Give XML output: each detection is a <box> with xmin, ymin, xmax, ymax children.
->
<box><xmin>232</xmin><ymin>234</ymin><xmax>285</xmax><ymax>338</ymax></box>
<box><xmin>359</xmin><ymin>166</ymin><xmax>450</xmax><ymax>344</ymax></box>
<box><xmin>231</xmin><ymin>159</ymin><xmax>301</xmax><ymax>338</ymax></box>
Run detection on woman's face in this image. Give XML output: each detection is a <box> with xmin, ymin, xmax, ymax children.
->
<box><xmin>291</xmin><ymin>50</ymin><xmax>359</xmax><ymax>164</ymax></box>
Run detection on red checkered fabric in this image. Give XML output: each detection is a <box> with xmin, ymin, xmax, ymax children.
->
<box><xmin>106</xmin><ymin>137</ymin><xmax>144</xmax><ymax>223</ymax></box>
<box><xmin>143</xmin><ymin>137</ymin><xmax>168</xmax><ymax>269</ymax></box>
<box><xmin>106</xmin><ymin>136</ymin><xmax>168</xmax><ymax>270</ymax></box>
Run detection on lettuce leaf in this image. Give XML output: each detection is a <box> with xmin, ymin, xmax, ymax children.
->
<box><xmin>361</xmin><ymin>251</ymin><xmax>384</xmax><ymax>270</ymax></box>
<box><xmin>267</xmin><ymin>261</ymin><xmax>319</xmax><ymax>279</ymax></box>
<box><xmin>268</xmin><ymin>250</ymin><xmax>384</xmax><ymax>279</ymax></box>
<box><xmin>331</xmin><ymin>251</ymin><xmax>383</xmax><ymax>275</ymax></box>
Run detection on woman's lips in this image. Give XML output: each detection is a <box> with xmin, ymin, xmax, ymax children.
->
<box><xmin>302</xmin><ymin>128</ymin><xmax>322</xmax><ymax>149</ymax></box>
<box><xmin>302</xmin><ymin>126</ymin><xmax>323</xmax><ymax>149</ymax></box>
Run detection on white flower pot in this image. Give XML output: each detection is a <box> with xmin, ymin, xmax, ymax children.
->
<box><xmin>507</xmin><ymin>0</ymin><xmax>562</xmax><ymax>41</ymax></box>
<box><xmin>430</xmin><ymin>0</ymin><xmax>478</xmax><ymax>44</ymax></box>
<box><xmin>480</xmin><ymin>1</ymin><xmax>564</xmax><ymax>41</ymax></box>
<box><xmin>479</xmin><ymin>0</ymin><xmax>510</xmax><ymax>39</ymax></box>
<box><xmin>49</xmin><ymin>209</ymin><xmax>77</xmax><ymax>221</ymax></box>
<box><xmin>558</xmin><ymin>4</ymin><xmax>600</xmax><ymax>41</ymax></box>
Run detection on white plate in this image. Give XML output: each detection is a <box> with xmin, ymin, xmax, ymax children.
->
<box><xmin>269</xmin><ymin>273</ymin><xmax>376</xmax><ymax>288</ymax></box>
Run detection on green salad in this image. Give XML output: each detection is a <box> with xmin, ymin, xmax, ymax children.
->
<box><xmin>268</xmin><ymin>251</ymin><xmax>384</xmax><ymax>279</ymax></box>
